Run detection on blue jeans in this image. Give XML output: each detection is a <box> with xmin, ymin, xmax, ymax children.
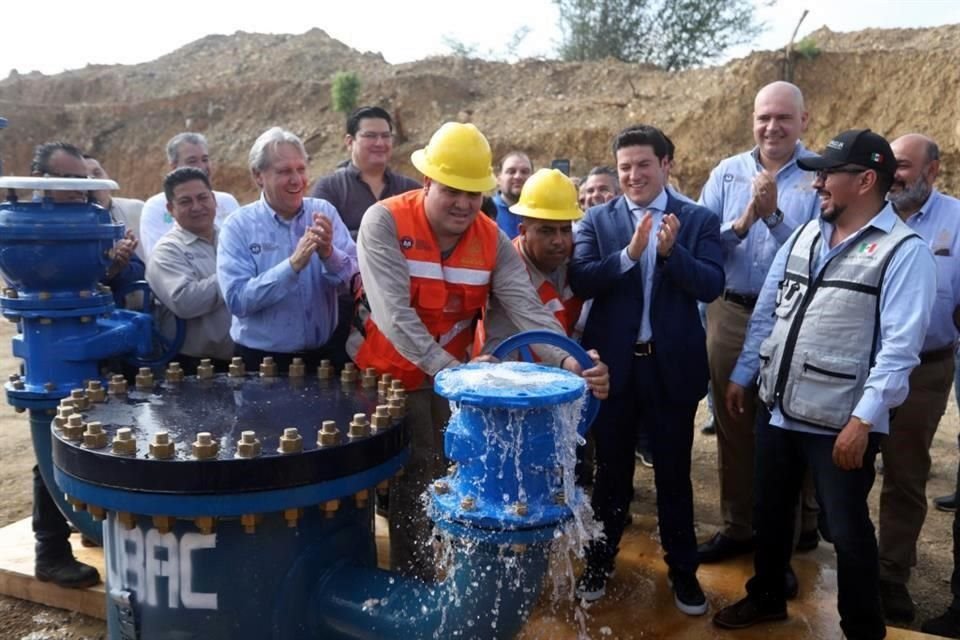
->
<box><xmin>748</xmin><ymin>407</ymin><xmax>885</xmax><ymax>640</ymax></box>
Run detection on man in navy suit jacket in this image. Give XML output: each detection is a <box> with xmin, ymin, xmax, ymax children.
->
<box><xmin>569</xmin><ymin>125</ymin><xmax>724</xmax><ymax>613</ymax></box>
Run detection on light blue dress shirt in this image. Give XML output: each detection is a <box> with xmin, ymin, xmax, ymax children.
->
<box><xmin>731</xmin><ymin>203</ymin><xmax>936</xmax><ymax>436</ymax></box>
<box><xmin>217</xmin><ymin>195</ymin><xmax>358</xmax><ymax>352</ymax></box>
<box><xmin>618</xmin><ymin>189</ymin><xmax>668</xmax><ymax>342</ymax></box>
<box><xmin>494</xmin><ymin>192</ymin><xmax>522</xmax><ymax>240</ymax></box>
<box><xmin>899</xmin><ymin>189</ymin><xmax>960</xmax><ymax>352</ymax></box>
<box><xmin>699</xmin><ymin>143</ymin><xmax>820</xmax><ymax>295</ymax></box>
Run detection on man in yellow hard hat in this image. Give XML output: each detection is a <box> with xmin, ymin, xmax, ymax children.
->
<box><xmin>481</xmin><ymin>168</ymin><xmax>585</xmax><ymax>350</ymax></box>
<box><xmin>348</xmin><ymin>122</ymin><xmax>609</xmax><ymax>581</ymax></box>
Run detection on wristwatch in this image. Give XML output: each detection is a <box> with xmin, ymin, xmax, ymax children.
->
<box><xmin>762</xmin><ymin>208</ymin><xmax>784</xmax><ymax>229</ymax></box>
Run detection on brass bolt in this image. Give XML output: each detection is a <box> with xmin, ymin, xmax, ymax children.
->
<box><xmin>12</xmin><ymin>380</ymin><xmax>25</xmax><ymax>390</ymax></box>
<box><xmin>38</xmin><ymin>318</ymin><xmax>52</xmax><ymax>325</ymax></box>
<box><xmin>112</xmin><ymin>428</ymin><xmax>137</xmax><ymax>456</ymax></box>
<box><xmin>235</xmin><ymin>430</ymin><xmax>262</xmax><ymax>458</ymax></box>
<box><xmin>354</xmin><ymin>489</ymin><xmax>370</xmax><ymax>509</ymax></box>
<box><xmin>165</xmin><ymin>362</ymin><xmax>184</xmax><ymax>382</ymax></box>
<box><xmin>43</xmin><ymin>381</ymin><xmax>56</xmax><ymax>392</ymax></box>
<box><xmin>197</xmin><ymin>358</ymin><xmax>214</xmax><ymax>379</ymax></box>
<box><xmin>240</xmin><ymin>513</ymin><xmax>262</xmax><ymax>534</ymax></box>
<box><xmin>340</xmin><ymin>362</ymin><xmax>358</xmax><ymax>384</ymax></box>
<box><xmin>513</xmin><ymin>503</ymin><xmax>529</xmax><ymax>517</ymax></box>
<box><xmin>348</xmin><ymin>413</ymin><xmax>370</xmax><ymax>439</ymax></box>
<box><xmin>79</xmin><ymin>316</ymin><xmax>92</xmax><ymax>324</ymax></box>
<box><xmin>390</xmin><ymin>379</ymin><xmax>404</xmax><ymax>393</ymax></box>
<box><xmin>387</xmin><ymin>397</ymin><xmax>405</xmax><ymax>418</ymax></box>
<box><xmin>135</xmin><ymin>367</ymin><xmax>154</xmax><ymax>389</ymax></box>
<box><xmin>288</xmin><ymin>357</ymin><xmax>305</xmax><ymax>378</ymax></box>
<box><xmin>82</xmin><ymin>421</ymin><xmax>108</xmax><ymax>449</ymax></box>
<box><xmin>150</xmin><ymin>431</ymin><xmax>175</xmax><ymax>459</ymax></box>
<box><xmin>460</xmin><ymin>496</ymin><xmax>476</xmax><ymax>511</ymax></box>
<box><xmin>283</xmin><ymin>508</ymin><xmax>302</xmax><ymax>528</ymax></box>
<box><xmin>317</xmin><ymin>420</ymin><xmax>339</xmax><ymax>447</ymax></box>
<box><xmin>117</xmin><ymin>511</ymin><xmax>137</xmax><ymax>531</ymax></box>
<box><xmin>433</xmin><ymin>480</ymin><xmax>450</xmax><ymax>495</ymax></box>
<box><xmin>553</xmin><ymin>491</ymin><xmax>566</xmax><ymax>505</ymax></box>
<box><xmin>66</xmin><ymin>495</ymin><xmax>86</xmax><ymax>512</ymax></box>
<box><xmin>78</xmin><ymin>290</ymin><xmax>91</xmax><ymax>298</ymax></box>
<box><xmin>108</xmin><ymin>374</ymin><xmax>128</xmax><ymax>395</ymax></box>
<box><xmin>228</xmin><ymin>357</ymin><xmax>245</xmax><ymax>377</ymax></box>
<box><xmin>278</xmin><ymin>427</ymin><xmax>303</xmax><ymax>454</ymax></box>
<box><xmin>194</xmin><ymin>516</ymin><xmax>216</xmax><ymax>535</ymax></box>
<box><xmin>381</xmin><ymin>373</ymin><xmax>393</xmax><ymax>384</ymax></box>
<box><xmin>192</xmin><ymin>432</ymin><xmax>219</xmax><ymax>459</ymax></box>
<box><xmin>259</xmin><ymin>356</ymin><xmax>278</xmax><ymax>377</ymax></box>
<box><xmin>7</xmin><ymin>373</ymin><xmax>19</xmax><ymax>382</ymax></box>
<box><xmin>376</xmin><ymin>480</ymin><xmax>389</xmax><ymax>496</ymax></box>
<box><xmin>86</xmin><ymin>380</ymin><xmax>106</xmax><ymax>403</ymax></box>
<box><xmin>70</xmin><ymin>388</ymin><xmax>90</xmax><ymax>410</ymax></box>
<box><xmin>38</xmin><ymin>291</ymin><xmax>51</xmax><ymax>301</ymax></box>
<box><xmin>63</xmin><ymin>415</ymin><xmax>85</xmax><ymax>441</ymax></box>
<box><xmin>317</xmin><ymin>359</ymin><xmax>333</xmax><ymax>380</ymax></box>
<box><xmin>152</xmin><ymin>515</ymin><xmax>174</xmax><ymax>534</ymax></box>
<box><xmin>377</xmin><ymin>379</ymin><xmax>389</xmax><ymax>398</ymax></box>
<box><xmin>87</xmin><ymin>505</ymin><xmax>106</xmax><ymax>521</ymax></box>
<box><xmin>2</xmin><ymin>288</ymin><xmax>17</xmax><ymax>298</ymax></box>
<box><xmin>371</xmin><ymin>405</ymin><xmax>391</xmax><ymax>431</ymax></box>
<box><xmin>321</xmin><ymin>499</ymin><xmax>340</xmax><ymax>518</ymax></box>
<box><xmin>361</xmin><ymin>367</ymin><xmax>378</xmax><ymax>389</ymax></box>
<box><xmin>390</xmin><ymin>388</ymin><xmax>406</xmax><ymax>402</ymax></box>
<box><xmin>54</xmin><ymin>406</ymin><xmax>74</xmax><ymax>429</ymax></box>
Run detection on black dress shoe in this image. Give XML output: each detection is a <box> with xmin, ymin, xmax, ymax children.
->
<box><xmin>697</xmin><ymin>532</ymin><xmax>754</xmax><ymax>564</ymax></box>
<box><xmin>922</xmin><ymin>607</ymin><xmax>960</xmax><ymax>638</ymax></box>
<box><xmin>935</xmin><ymin>493</ymin><xmax>958</xmax><ymax>513</ymax></box>
<box><xmin>879</xmin><ymin>579</ymin><xmax>915</xmax><ymax>623</ymax></box>
<box><xmin>795</xmin><ymin>528</ymin><xmax>819</xmax><ymax>552</ymax></box>
<box><xmin>713</xmin><ymin>595</ymin><xmax>787</xmax><ymax>629</ymax></box>
<box><xmin>785</xmin><ymin>566</ymin><xmax>799</xmax><ymax>600</ymax></box>
<box><xmin>35</xmin><ymin>556</ymin><xmax>100</xmax><ymax>589</ymax></box>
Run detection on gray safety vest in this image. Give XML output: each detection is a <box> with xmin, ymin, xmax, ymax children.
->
<box><xmin>757</xmin><ymin>219</ymin><xmax>919</xmax><ymax>430</ymax></box>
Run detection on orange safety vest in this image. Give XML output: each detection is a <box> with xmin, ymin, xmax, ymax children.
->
<box><xmin>511</xmin><ymin>236</ymin><xmax>584</xmax><ymax>337</ymax></box>
<box><xmin>352</xmin><ymin>190</ymin><xmax>498</xmax><ymax>390</ymax></box>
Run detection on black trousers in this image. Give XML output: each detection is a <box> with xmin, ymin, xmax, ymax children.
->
<box><xmin>586</xmin><ymin>354</ymin><xmax>699</xmax><ymax>574</ymax></box>
<box><xmin>32</xmin><ymin>465</ymin><xmax>71</xmax><ymax>561</ymax></box>
<box><xmin>234</xmin><ymin>341</ymin><xmax>347</xmax><ymax>373</ymax></box>
<box><xmin>748</xmin><ymin>406</ymin><xmax>885</xmax><ymax>640</ymax></box>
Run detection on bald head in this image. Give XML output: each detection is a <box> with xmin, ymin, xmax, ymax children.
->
<box><xmin>889</xmin><ymin>133</ymin><xmax>940</xmax><ymax>216</ymax></box>
<box><xmin>753</xmin><ymin>81</ymin><xmax>809</xmax><ymax>168</ymax></box>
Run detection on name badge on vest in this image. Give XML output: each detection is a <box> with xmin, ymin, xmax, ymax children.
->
<box><xmin>444</xmin><ymin>294</ymin><xmax>464</xmax><ymax>313</ymax></box>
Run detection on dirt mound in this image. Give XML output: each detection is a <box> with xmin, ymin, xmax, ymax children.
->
<box><xmin>1</xmin><ymin>24</ymin><xmax>959</xmax><ymax>203</ymax></box>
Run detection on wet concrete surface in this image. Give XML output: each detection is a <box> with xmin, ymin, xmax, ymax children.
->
<box><xmin>522</xmin><ymin>513</ymin><xmax>933</xmax><ymax>639</ymax></box>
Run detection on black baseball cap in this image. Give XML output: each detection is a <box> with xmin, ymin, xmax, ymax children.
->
<box><xmin>797</xmin><ymin>129</ymin><xmax>896</xmax><ymax>177</ymax></box>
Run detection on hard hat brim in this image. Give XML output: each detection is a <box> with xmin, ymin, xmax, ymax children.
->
<box><xmin>509</xmin><ymin>202</ymin><xmax>584</xmax><ymax>221</ymax></box>
<box><xmin>411</xmin><ymin>149</ymin><xmax>498</xmax><ymax>194</ymax></box>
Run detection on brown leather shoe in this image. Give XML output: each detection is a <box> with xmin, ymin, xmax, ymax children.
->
<box><xmin>713</xmin><ymin>596</ymin><xmax>787</xmax><ymax>629</ymax></box>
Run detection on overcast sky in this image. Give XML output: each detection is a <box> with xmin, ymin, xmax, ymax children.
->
<box><xmin>4</xmin><ymin>0</ymin><xmax>960</xmax><ymax>77</ymax></box>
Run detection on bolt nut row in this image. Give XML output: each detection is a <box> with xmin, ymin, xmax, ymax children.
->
<box><xmin>135</xmin><ymin>368</ymin><xmax>154</xmax><ymax>389</ymax></box>
<box><xmin>340</xmin><ymin>362</ymin><xmax>358</xmax><ymax>383</ymax></box>
<box><xmin>108</xmin><ymin>374</ymin><xmax>128</xmax><ymax>395</ymax></box>
<box><xmin>165</xmin><ymin>362</ymin><xmax>184</xmax><ymax>383</ymax></box>
<box><xmin>197</xmin><ymin>358</ymin><xmax>215</xmax><ymax>379</ymax></box>
<box><xmin>317</xmin><ymin>359</ymin><xmax>334</xmax><ymax>380</ymax></box>
<box><xmin>228</xmin><ymin>357</ymin><xmax>245</xmax><ymax>378</ymax></box>
<box><xmin>259</xmin><ymin>356</ymin><xmax>278</xmax><ymax>378</ymax></box>
<box><xmin>86</xmin><ymin>379</ymin><xmax>106</xmax><ymax>403</ymax></box>
<box><xmin>288</xmin><ymin>357</ymin><xmax>305</xmax><ymax>378</ymax></box>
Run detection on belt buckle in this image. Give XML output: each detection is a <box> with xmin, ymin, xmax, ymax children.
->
<box><xmin>634</xmin><ymin>342</ymin><xmax>653</xmax><ymax>357</ymax></box>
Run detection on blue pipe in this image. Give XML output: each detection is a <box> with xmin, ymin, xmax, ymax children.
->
<box><xmin>314</xmin><ymin>539</ymin><xmax>550</xmax><ymax>640</ymax></box>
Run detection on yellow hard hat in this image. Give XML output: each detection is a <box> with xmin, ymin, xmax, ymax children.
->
<box><xmin>509</xmin><ymin>168</ymin><xmax>583</xmax><ymax>221</ymax></box>
<box><xmin>411</xmin><ymin>122</ymin><xmax>497</xmax><ymax>193</ymax></box>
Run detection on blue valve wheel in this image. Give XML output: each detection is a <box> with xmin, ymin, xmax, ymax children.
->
<box><xmin>491</xmin><ymin>330</ymin><xmax>600</xmax><ymax>435</ymax></box>
<box><xmin>116</xmin><ymin>280</ymin><xmax>186</xmax><ymax>368</ymax></box>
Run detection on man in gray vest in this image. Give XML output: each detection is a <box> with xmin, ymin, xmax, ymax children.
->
<box><xmin>713</xmin><ymin>129</ymin><xmax>936</xmax><ymax>640</ymax></box>
<box><xmin>877</xmin><ymin>133</ymin><xmax>960</xmax><ymax>623</ymax></box>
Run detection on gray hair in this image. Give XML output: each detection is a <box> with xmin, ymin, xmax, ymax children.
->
<box><xmin>248</xmin><ymin>127</ymin><xmax>307</xmax><ymax>173</ymax></box>
<box><xmin>166</xmin><ymin>132</ymin><xmax>209</xmax><ymax>165</ymax></box>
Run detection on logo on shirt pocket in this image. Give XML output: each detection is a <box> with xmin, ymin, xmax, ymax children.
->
<box><xmin>249</xmin><ymin>243</ymin><xmax>262</xmax><ymax>255</ymax></box>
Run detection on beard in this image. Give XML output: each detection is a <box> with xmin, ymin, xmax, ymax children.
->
<box><xmin>819</xmin><ymin>201</ymin><xmax>844</xmax><ymax>224</ymax></box>
<box><xmin>888</xmin><ymin>175</ymin><xmax>932</xmax><ymax>212</ymax></box>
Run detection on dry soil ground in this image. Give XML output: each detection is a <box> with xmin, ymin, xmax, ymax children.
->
<box><xmin>0</xmin><ymin>319</ymin><xmax>957</xmax><ymax>638</ymax></box>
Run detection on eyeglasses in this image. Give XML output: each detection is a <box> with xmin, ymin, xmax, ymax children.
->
<box><xmin>814</xmin><ymin>166</ymin><xmax>868</xmax><ymax>181</ymax></box>
<box><xmin>355</xmin><ymin>132</ymin><xmax>394</xmax><ymax>141</ymax></box>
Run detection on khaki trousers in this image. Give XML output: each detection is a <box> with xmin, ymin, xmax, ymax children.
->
<box><xmin>707</xmin><ymin>297</ymin><xmax>818</xmax><ymax>540</ymax></box>
<box><xmin>389</xmin><ymin>388</ymin><xmax>452</xmax><ymax>582</ymax></box>
<box><xmin>879</xmin><ymin>354</ymin><xmax>955</xmax><ymax>583</ymax></box>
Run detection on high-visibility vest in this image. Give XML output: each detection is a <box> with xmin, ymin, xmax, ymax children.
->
<box><xmin>512</xmin><ymin>236</ymin><xmax>583</xmax><ymax>336</ymax></box>
<box><xmin>352</xmin><ymin>190</ymin><xmax>498</xmax><ymax>389</ymax></box>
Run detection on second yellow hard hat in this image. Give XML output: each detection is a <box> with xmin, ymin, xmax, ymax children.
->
<box><xmin>411</xmin><ymin>122</ymin><xmax>497</xmax><ymax>193</ymax></box>
<box><xmin>509</xmin><ymin>168</ymin><xmax>583</xmax><ymax>221</ymax></box>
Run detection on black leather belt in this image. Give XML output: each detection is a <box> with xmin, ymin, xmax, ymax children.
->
<box><xmin>723</xmin><ymin>290</ymin><xmax>758</xmax><ymax>309</ymax></box>
<box><xmin>920</xmin><ymin>345</ymin><xmax>956</xmax><ymax>365</ymax></box>
<box><xmin>634</xmin><ymin>341</ymin><xmax>654</xmax><ymax>357</ymax></box>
